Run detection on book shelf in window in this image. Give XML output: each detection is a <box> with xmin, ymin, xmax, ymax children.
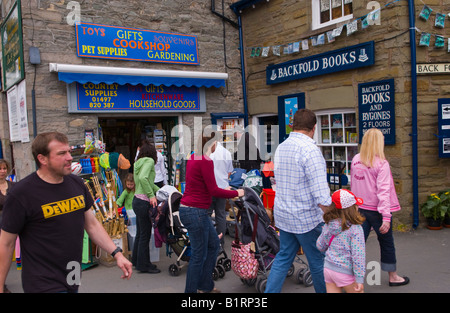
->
<box><xmin>317</xmin><ymin>112</ymin><xmax>358</xmax><ymax>182</ymax></box>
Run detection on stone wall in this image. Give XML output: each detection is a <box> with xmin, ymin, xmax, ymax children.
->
<box><xmin>0</xmin><ymin>0</ymin><xmax>243</xmax><ymax>179</ymax></box>
<box><xmin>238</xmin><ymin>0</ymin><xmax>450</xmax><ymax>226</ymax></box>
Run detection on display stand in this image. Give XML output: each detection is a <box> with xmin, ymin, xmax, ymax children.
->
<box><xmin>71</xmin><ymin>137</ymin><xmax>130</xmax><ymax>267</ymax></box>
<box><xmin>211</xmin><ymin>112</ymin><xmax>245</xmax><ymax>154</ymax></box>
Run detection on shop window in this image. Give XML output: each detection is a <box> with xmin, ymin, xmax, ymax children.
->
<box><xmin>314</xmin><ymin>110</ymin><xmax>358</xmax><ymax>183</ymax></box>
<box><xmin>312</xmin><ymin>0</ymin><xmax>353</xmax><ymax>30</ymax></box>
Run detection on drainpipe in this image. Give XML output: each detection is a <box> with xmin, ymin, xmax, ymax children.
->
<box><xmin>211</xmin><ymin>0</ymin><xmax>248</xmax><ymax>127</ymax></box>
<box><xmin>408</xmin><ymin>0</ymin><xmax>419</xmax><ymax>229</ymax></box>
<box><xmin>236</xmin><ymin>14</ymin><xmax>249</xmax><ymax>127</ymax></box>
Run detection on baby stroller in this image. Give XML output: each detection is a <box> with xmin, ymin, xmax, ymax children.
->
<box><xmin>230</xmin><ymin>187</ymin><xmax>312</xmax><ymax>293</ymax></box>
<box><xmin>156</xmin><ymin>189</ymin><xmax>229</xmax><ymax>280</ymax></box>
<box><xmin>155</xmin><ymin>190</ymin><xmax>190</xmax><ymax>276</ymax></box>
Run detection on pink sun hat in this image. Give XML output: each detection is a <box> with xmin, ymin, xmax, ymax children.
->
<box><xmin>332</xmin><ymin>189</ymin><xmax>363</xmax><ymax>209</ymax></box>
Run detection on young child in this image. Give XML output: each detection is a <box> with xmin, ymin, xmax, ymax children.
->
<box><xmin>317</xmin><ymin>189</ymin><xmax>366</xmax><ymax>293</ymax></box>
<box><xmin>116</xmin><ymin>173</ymin><xmax>135</xmax><ymax>221</ymax></box>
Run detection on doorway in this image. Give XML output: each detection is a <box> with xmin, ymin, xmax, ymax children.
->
<box><xmin>98</xmin><ymin>116</ymin><xmax>178</xmax><ymax>184</ymax></box>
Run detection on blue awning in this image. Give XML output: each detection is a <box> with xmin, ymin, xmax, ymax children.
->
<box><xmin>49</xmin><ymin>63</ymin><xmax>227</xmax><ymax>88</ymax></box>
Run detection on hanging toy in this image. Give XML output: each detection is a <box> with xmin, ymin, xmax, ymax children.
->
<box><xmin>99</xmin><ymin>152</ymin><xmax>110</xmax><ymax>169</ymax></box>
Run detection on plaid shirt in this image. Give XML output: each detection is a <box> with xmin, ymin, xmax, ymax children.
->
<box><xmin>273</xmin><ymin>132</ymin><xmax>331</xmax><ymax>234</ymax></box>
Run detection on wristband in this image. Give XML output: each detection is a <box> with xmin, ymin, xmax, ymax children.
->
<box><xmin>111</xmin><ymin>247</ymin><xmax>123</xmax><ymax>257</ymax></box>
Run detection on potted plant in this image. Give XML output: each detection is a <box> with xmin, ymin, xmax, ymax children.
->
<box><xmin>439</xmin><ymin>190</ymin><xmax>450</xmax><ymax>228</ymax></box>
<box><xmin>420</xmin><ymin>193</ymin><xmax>448</xmax><ymax>230</ymax></box>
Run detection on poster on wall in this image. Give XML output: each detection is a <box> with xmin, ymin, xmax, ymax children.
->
<box><xmin>7</xmin><ymin>85</ymin><xmax>20</xmax><ymax>142</ymax></box>
<box><xmin>277</xmin><ymin>93</ymin><xmax>305</xmax><ymax>142</ymax></box>
<box><xmin>17</xmin><ymin>80</ymin><xmax>29</xmax><ymax>142</ymax></box>
<box><xmin>358</xmin><ymin>79</ymin><xmax>395</xmax><ymax>145</ymax></box>
<box><xmin>7</xmin><ymin>81</ymin><xmax>29</xmax><ymax>143</ymax></box>
<box><xmin>1</xmin><ymin>0</ymin><xmax>25</xmax><ymax>91</ymax></box>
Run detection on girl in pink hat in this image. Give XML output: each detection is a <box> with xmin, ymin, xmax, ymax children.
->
<box><xmin>316</xmin><ymin>189</ymin><xmax>366</xmax><ymax>293</ymax></box>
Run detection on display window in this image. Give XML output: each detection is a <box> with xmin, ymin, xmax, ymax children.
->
<box><xmin>314</xmin><ymin>109</ymin><xmax>358</xmax><ymax>180</ymax></box>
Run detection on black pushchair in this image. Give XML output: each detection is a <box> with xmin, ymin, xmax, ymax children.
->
<box><xmin>156</xmin><ymin>190</ymin><xmax>230</xmax><ymax>280</ymax></box>
<box><xmin>155</xmin><ymin>190</ymin><xmax>190</xmax><ymax>276</ymax></box>
<box><xmin>229</xmin><ymin>187</ymin><xmax>312</xmax><ymax>293</ymax></box>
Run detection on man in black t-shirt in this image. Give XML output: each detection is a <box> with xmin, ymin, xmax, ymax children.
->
<box><xmin>0</xmin><ymin>132</ymin><xmax>132</xmax><ymax>293</ymax></box>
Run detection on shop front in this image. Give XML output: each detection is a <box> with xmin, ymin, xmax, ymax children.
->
<box><xmin>231</xmin><ymin>0</ymin><xmax>424</xmax><ymax>226</ymax></box>
<box><xmin>48</xmin><ymin>62</ymin><xmax>226</xmax><ymax>184</ymax></box>
<box><xmin>0</xmin><ymin>0</ymin><xmax>243</xmax><ymax>182</ymax></box>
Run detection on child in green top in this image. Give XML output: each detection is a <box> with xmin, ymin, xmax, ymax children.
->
<box><xmin>117</xmin><ymin>173</ymin><xmax>135</xmax><ymax>213</ymax></box>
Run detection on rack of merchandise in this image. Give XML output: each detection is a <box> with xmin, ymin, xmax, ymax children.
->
<box><xmin>316</xmin><ymin>111</ymin><xmax>358</xmax><ymax>186</ymax></box>
<box><xmin>70</xmin><ymin>131</ymin><xmax>130</xmax><ymax>267</ymax></box>
<box><xmin>211</xmin><ymin>112</ymin><xmax>245</xmax><ymax>154</ymax></box>
<box><xmin>144</xmin><ymin>125</ymin><xmax>169</xmax><ymax>185</ymax></box>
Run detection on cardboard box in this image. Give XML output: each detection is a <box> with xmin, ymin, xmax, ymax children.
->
<box><xmin>96</xmin><ymin>232</ymin><xmax>130</xmax><ymax>267</ymax></box>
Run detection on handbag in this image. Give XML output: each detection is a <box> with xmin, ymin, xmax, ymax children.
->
<box><xmin>231</xmin><ymin>212</ymin><xmax>259</xmax><ymax>280</ymax></box>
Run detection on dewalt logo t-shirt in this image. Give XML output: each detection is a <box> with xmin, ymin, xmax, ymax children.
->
<box><xmin>1</xmin><ymin>172</ymin><xmax>94</xmax><ymax>293</ymax></box>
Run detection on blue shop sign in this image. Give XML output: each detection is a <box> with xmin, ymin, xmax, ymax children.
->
<box><xmin>358</xmin><ymin>79</ymin><xmax>395</xmax><ymax>145</ymax></box>
<box><xmin>76</xmin><ymin>82</ymin><xmax>201</xmax><ymax>112</ymax></box>
<box><xmin>75</xmin><ymin>22</ymin><xmax>199</xmax><ymax>65</ymax></box>
<box><xmin>266</xmin><ymin>41</ymin><xmax>374</xmax><ymax>85</ymax></box>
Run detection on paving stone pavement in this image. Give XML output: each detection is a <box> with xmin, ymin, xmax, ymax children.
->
<box><xmin>4</xmin><ymin>226</ymin><xmax>449</xmax><ymax>294</ymax></box>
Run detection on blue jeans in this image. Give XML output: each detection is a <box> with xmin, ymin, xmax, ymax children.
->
<box><xmin>360</xmin><ymin>209</ymin><xmax>397</xmax><ymax>272</ymax></box>
<box><xmin>265</xmin><ymin>223</ymin><xmax>326</xmax><ymax>293</ymax></box>
<box><xmin>179</xmin><ymin>206</ymin><xmax>220</xmax><ymax>293</ymax></box>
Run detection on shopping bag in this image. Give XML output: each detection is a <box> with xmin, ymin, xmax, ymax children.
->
<box><xmin>231</xmin><ymin>241</ymin><xmax>259</xmax><ymax>280</ymax></box>
<box><xmin>230</xmin><ymin>211</ymin><xmax>259</xmax><ymax>280</ymax></box>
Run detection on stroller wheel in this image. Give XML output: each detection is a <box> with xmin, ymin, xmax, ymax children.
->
<box><xmin>212</xmin><ymin>267</ymin><xmax>219</xmax><ymax>281</ymax></box>
<box><xmin>302</xmin><ymin>270</ymin><xmax>313</xmax><ymax>287</ymax></box>
<box><xmin>286</xmin><ymin>264</ymin><xmax>295</xmax><ymax>277</ymax></box>
<box><xmin>256</xmin><ymin>278</ymin><xmax>267</xmax><ymax>293</ymax></box>
<box><xmin>218</xmin><ymin>258</ymin><xmax>232</xmax><ymax>271</ymax></box>
<box><xmin>297</xmin><ymin>268</ymin><xmax>313</xmax><ymax>287</ymax></box>
<box><xmin>216</xmin><ymin>264</ymin><xmax>226</xmax><ymax>278</ymax></box>
<box><xmin>169</xmin><ymin>264</ymin><xmax>180</xmax><ymax>276</ymax></box>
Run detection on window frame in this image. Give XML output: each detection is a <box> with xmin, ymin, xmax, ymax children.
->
<box><xmin>314</xmin><ymin>108</ymin><xmax>358</xmax><ymax>183</ymax></box>
<box><xmin>311</xmin><ymin>0</ymin><xmax>353</xmax><ymax>30</ymax></box>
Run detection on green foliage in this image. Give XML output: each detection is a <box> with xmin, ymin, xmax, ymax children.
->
<box><xmin>421</xmin><ymin>190</ymin><xmax>450</xmax><ymax>220</ymax></box>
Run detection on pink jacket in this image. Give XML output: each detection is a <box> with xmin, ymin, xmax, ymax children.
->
<box><xmin>350</xmin><ymin>154</ymin><xmax>401</xmax><ymax>221</ymax></box>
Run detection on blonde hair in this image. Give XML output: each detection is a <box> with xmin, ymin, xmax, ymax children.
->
<box><xmin>360</xmin><ymin>128</ymin><xmax>385</xmax><ymax>167</ymax></box>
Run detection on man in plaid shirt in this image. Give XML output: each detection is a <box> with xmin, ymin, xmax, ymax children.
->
<box><xmin>265</xmin><ymin>109</ymin><xmax>331</xmax><ymax>293</ymax></box>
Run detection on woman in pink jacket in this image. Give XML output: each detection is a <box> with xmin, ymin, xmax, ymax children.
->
<box><xmin>350</xmin><ymin>128</ymin><xmax>409</xmax><ymax>287</ymax></box>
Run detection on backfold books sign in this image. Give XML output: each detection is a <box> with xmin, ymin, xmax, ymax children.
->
<box><xmin>266</xmin><ymin>41</ymin><xmax>374</xmax><ymax>85</ymax></box>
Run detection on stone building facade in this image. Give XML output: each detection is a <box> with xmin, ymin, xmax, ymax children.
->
<box><xmin>0</xmin><ymin>0</ymin><xmax>243</xmax><ymax>183</ymax></box>
<box><xmin>232</xmin><ymin>0</ymin><xmax>450</xmax><ymax>227</ymax></box>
